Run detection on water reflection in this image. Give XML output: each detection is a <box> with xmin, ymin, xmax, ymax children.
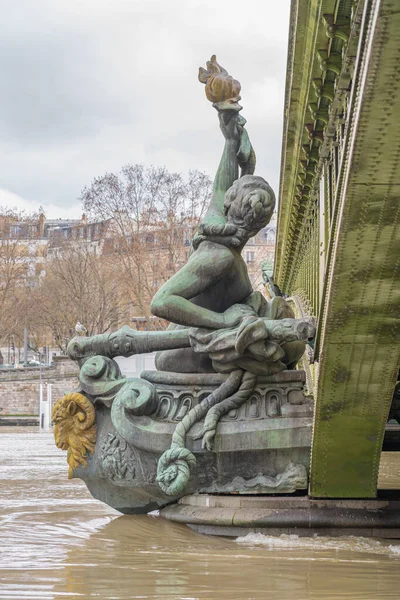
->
<box><xmin>1</xmin><ymin>428</ymin><xmax>400</xmax><ymax>599</ymax></box>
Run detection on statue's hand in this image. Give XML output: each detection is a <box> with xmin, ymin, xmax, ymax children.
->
<box><xmin>222</xmin><ymin>305</ymin><xmax>255</xmax><ymax>329</ymax></box>
<box><xmin>218</xmin><ymin>111</ymin><xmax>246</xmax><ymax>142</ymax></box>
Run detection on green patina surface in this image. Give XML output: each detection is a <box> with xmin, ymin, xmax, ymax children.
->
<box><xmin>275</xmin><ymin>0</ymin><xmax>334</xmax><ymax>296</ymax></box>
<box><xmin>311</xmin><ymin>0</ymin><xmax>400</xmax><ymax>495</ymax></box>
<box><xmin>57</xmin><ymin>56</ymin><xmax>317</xmax><ymax>510</ymax></box>
<box><xmin>275</xmin><ymin>0</ymin><xmax>400</xmax><ymax>497</ymax></box>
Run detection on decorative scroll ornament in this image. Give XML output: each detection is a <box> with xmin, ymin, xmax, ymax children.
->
<box><xmin>52</xmin><ymin>392</ymin><xmax>96</xmax><ymax>478</ymax></box>
<box><xmin>79</xmin><ymin>356</ymin><xmax>126</xmax><ymax>402</ymax></box>
<box><xmin>111</xmin><ymin>378</ymin><xmax>159</xmax><ymax>446</ymax></box>
<box><xmin>198</xmin><ymin>55</ymin><xmax>241</xmax><ymax>104</ymax></box>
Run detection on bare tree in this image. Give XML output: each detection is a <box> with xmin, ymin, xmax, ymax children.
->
<box><xmin>80</xmin><ymin>165</ymin><xmax>212</xmax><ymax>318</ymax></box>
<box><xmin>0</xmin><ymin>208</ymin><xmax>41</xmax><ymax>352</ymax></box>
<box><xmin>29</xmin><ymin>241</ymin><xmax>121</xmax><ymax>351</ymax></box>
<box><xmin>0</xmin><ymin>167</ymin><xmax>212</xmax><ymax>353</ymax></box>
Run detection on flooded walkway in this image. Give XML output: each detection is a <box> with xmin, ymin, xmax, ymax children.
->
<box><xmin>1</xmin><ymin>428</ymin><xmax>400</xmax><ymax>599</ymax></box>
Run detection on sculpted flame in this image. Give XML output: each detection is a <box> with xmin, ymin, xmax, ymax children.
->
<box><xmin>52</xmin><ymin>392</ymin><xmax>96</xmax><ymax>478</ymax></box>
<box><xmin>198</xmin><ymin>55</ymin><xmax>241</xmax><ymax>103</ymax></box>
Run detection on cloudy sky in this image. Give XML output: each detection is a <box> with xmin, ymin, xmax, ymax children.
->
<box><xmin>0</xmin><ymin>0</ymin><xmax>290</xmax><ymax>218</ymax></box>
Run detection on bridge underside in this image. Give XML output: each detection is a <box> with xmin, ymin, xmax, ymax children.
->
<box><xmin>275</xmin><ymin>0</ymin><xmax>400</xmax><ymax>498</ymax></box>
<box><xmin>310</xmin><ymin>0</ymin><xmax>400</xmax><ymax>497</ymax></box>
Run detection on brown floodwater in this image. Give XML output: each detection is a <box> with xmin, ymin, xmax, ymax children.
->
<box><xmin>1</xmin><ymin>427</ymin><xmax>400</xmax><ymax>600</ymax></box>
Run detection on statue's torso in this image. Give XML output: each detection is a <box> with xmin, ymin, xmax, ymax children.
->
<box><xmin>190</xmin><ymin>241</ymin><xmax>253</xmax><ymax>312</ymax></box>
<box><xmin>155</xmin><ymin>242</ymin><xmax>254</xmax><ymax>373</ymax></box>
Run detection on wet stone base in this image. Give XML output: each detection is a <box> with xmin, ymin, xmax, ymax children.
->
<box><xmin>160</xmin><ymin>494</ymin><xmax>400</xmax><ymax>539</ymax></box>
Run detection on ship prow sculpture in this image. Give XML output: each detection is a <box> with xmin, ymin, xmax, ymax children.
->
<box><xmin>53</xmin><ymin>55</ymin><xmax>316</xmax><ymax>514</ymax></box>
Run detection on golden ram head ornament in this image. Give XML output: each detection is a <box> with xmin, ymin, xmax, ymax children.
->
<box><xmin>52</xmin><ymin>392</ymin><xmax>96</xmax><ymax>478</ymax></box>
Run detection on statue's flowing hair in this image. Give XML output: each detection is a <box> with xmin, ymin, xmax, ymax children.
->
<box><xmin>224</xmin><ymin>175</ymin><xmax>275</xmax><ymax>232</ymax></box>
<box><xmin>192</xmin><ymin>175</ymin><xmax>275</xmax><ymax>250</ymax></box>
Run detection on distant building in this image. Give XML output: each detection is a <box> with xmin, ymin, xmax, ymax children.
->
<box><xmin>0</xmin><ymin>204</ymin><xmax>276</xmax><ymax>293</ymax></box>
<box><xmin>0</xmin><ymin>212</ymin><xmax>84</xmax><ymax>286</ymax></box>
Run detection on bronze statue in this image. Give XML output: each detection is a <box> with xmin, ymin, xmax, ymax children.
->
<box><xmin>54</xmin><ymin>56</ymin><xmax>316</xmax><ymax>509</ymax></box>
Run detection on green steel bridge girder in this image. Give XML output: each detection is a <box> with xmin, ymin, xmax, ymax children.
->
<box><xmin>310</xmin><ymin>0</ymin><xmax>400</xmax><ymax>497</ymax></box>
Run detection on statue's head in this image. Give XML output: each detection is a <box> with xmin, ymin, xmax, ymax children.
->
<box><xmin>192</xmin><ymin>175</ymin><xmax>275</xmax><ymax>251</ymax></box>
<box><xmin>224</xmin><ymin>175</ymin><xmax>275</xmax><ymax>242</ymax></box>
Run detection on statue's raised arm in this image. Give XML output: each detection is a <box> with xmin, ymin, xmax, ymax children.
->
<box><xmin>196</xmin><ymin>56</ymin><xmax>256</xmax><ymax>240</ymax></box>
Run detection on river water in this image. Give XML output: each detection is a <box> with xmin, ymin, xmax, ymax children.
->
<box><xmin>1</xmin><ymin>428</ymin><xmax>400</xmax><ymax>599</ymax></box>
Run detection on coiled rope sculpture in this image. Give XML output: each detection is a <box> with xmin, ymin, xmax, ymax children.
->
<box><xmin>196</xmin><ymin>371</ymin><xmax>257</xmax><ymax>451</ymax></box>
<box><xmin>156</xmin><ymin>369</ymin><xmax>257</xmax><ymax>495</ymax></box>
